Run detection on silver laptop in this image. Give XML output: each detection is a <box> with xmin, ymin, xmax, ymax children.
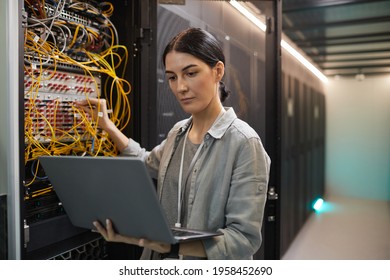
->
<box><xmin>39</xmin><ymin>155</ymin><xmax>222</xmax><ymax>244</ymax></box>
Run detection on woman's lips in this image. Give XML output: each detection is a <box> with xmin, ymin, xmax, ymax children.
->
<box><xmin>180</xmin><ymin>97</ymin><xmax>195</xmax><ymax>104</ymax></box>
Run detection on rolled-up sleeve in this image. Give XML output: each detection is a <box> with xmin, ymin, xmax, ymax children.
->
<box><xmin>120</xmin><ymin>138</ymin><xmax>161</xmax><ymax>179</ymax></box>
<box><xmin>121</xmin><ymin>138</ymin><xmax>149</xmax><ymax>159</ymax></box>
<box><xmin>120</xmin><ymin>122</ymin><xmax>182</xmax><ymax>180</ymax></box>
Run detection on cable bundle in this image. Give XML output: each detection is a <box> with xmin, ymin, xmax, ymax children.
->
<box><xmin>23</xmin><ymin>0</ymin><xmax>131</xmax><ymax>186</ymax></box>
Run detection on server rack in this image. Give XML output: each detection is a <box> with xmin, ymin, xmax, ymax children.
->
<box><xmin>2</xmin><ymin>0</ymin><xmax>157</xmax><ymax>260</ymax></box>
<box><xmin>279</xmin><ymin>72</ymin><xmax>325</xmax><ymax>257</ymax></box>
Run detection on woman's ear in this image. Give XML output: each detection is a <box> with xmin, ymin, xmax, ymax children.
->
<box><xmin>214</xmin><ymin>61</ymin><xmax>225</xmax><ymax>81</ymax></box>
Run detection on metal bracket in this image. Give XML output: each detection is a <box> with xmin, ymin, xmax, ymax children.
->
<box><xmin>23</xmin><ymin>220</ymin><xmax>29</xmax><ymax>248</ymax></box>
<box><xmin>267</xmin><ymin>186</ymin><xmax>279</xmax><ymax>200</ymax></box>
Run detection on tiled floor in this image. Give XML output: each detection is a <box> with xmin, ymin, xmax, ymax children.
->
<box><xmin>282</xmin><ymin>195</ymin><xmax>390</xmax><ymax>260</ymax></box>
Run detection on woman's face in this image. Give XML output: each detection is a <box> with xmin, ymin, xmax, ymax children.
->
<box><xmin>164</xmin><ymin>51</ymin><xmax>223</xmax><ymax>116</ymax></box>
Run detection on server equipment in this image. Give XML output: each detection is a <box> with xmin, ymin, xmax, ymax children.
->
<box><xmin>21</xmin><ymin>0</ymin><xmax>135</xmax><ymax>260</ymax></box>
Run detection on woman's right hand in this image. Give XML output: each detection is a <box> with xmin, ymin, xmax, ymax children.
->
<box><xmin>74</xmin><ymin>97</ymin><xmax>111</xmax><ymax>130</ymax></box>
<box><xmin>75</xmin><ymin>97</ymin><xmax>130</xmax><ymax>153</ymax></box>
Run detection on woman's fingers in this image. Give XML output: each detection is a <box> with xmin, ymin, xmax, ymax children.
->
<box><xmin>93</xmin><ymin>219</ymin><xmax>117</xmax><ymax>241</ymax></box>
<box><xmin>93</xmin><ymin>220</ymin><xmax>108</xmax><ymax>240</ymax></box>
<box><xmin>105</xmin><ymin>219</ymin><xmax>116</xmax><ymax>240</ymax></box>
<box><xmin>74</xmin><ymin>98</ymin><xmax>105</xmax><ymax>114</ymax></box>
<box><xmin>92</xmin><ymin>220</ymin><xmax>171</xmax><ymax>253</ymax></box>
<box><xmin>73</xmin><ymin>98</ymin><xmax>110</xmax><ymax>128</ymax></box>
<box><xmin>75</xmin><ymin>97</ymin><xmax>99</xmax><ymax>106</ymax></box>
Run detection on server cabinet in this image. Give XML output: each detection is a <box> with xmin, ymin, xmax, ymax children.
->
<box><xmin>3</xmin><ymin>0</ymin><xmax>157</xmax><ymax>260</ymax></box>
<box><xmin>279</xmin><ymin>73</ymin><xmax>325</xmax><ymax>257</ymax></box>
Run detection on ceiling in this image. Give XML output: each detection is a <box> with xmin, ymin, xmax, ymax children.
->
<box><xmin>280</xmin><ymin>0</ymin><xmax>390</xmax><ymax>78</ymax></box>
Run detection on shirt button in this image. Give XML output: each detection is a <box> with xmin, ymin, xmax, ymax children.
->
<box><xmin>205</xmin><ymin>135</ymin><xmax>210</xmax><ymax>139</ymax></box>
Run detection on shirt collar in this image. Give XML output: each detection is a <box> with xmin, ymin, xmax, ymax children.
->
<box><xmin>208</xmin><ymin>107</ymin><xmax>237</xmax><ymax>139</ymax></box>
<box><xmin>177</xmin><ymin>118</ymin><xmax>193</xmax><ymax>136</ymax></box>
<box><xmin>176</xmin><ymin>107</ymin><xmax>237</xmax><ymax>139</ymax></box>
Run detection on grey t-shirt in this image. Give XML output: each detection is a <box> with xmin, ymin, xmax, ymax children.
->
<box><xmin>146</xmin><ymin>132</ymin><xmax>199</xmax><ymax>259</ymax></box>
<box><xmin>161</xmin><ymin>133</ymin><xmax>200</xmax><ymax>228</ymax></box>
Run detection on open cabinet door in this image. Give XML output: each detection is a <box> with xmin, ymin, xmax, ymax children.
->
<box><xmin>261</xmin><ymin>0</ymin><xmax>282</xmax><ymax>260</ymax></box>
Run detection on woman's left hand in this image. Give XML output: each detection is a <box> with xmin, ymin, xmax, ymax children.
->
<box><xmin>93</xmin><ymin>219</ymin><xmax>171</xmax><ymax>254</ymax></box>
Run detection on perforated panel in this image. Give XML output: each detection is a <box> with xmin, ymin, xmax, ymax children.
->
<box><xmin>156</xmin><ymin>6</ymin><xmax>190</xmax><ymax>143</ymax></box>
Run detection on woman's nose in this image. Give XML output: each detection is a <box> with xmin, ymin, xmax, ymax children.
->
<box><xmin>176</xmin><ymin>77</ymin><xmax>188</xmax><ymax>93</ymax></box>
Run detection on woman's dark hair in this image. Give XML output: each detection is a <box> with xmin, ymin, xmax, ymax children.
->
<box><xmin>162</xmin><ymin>28</ymin><xmax>230</xmax><ymax>102</ymax></box>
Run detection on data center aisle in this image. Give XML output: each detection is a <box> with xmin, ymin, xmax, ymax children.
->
<box><xmin>282</xmin><ymin>195</ymin><xmax>390</xmax><ymax>260</ymax></box>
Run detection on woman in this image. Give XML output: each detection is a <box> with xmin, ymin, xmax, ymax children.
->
<box><xmin>76</xmin><ymin>28</ymin><xmax>270</xmax><ymax>259</ymax></box>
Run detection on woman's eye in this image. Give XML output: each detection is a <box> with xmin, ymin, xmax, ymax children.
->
<box><xmin>167</xmin><ymin>76</ymin><xmax>176</xmax><ymax>81</ymax></box>
<box><xmin>187</xmin><ymin>72</ymin><xmax>197</xmax><ymax>77</ymax></box>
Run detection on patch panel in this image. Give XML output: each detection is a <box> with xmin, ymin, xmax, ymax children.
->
<box><xmin>24</xmin><ymin>68</ymin><xmax>100</xmax><ymax>98</ymax></box>
<box><xmin>24</xmin><ymin>67</ymin><xmax>100</xmax><ymax>143</ymax></box>
<box><xmin>45</xmin><ymin>3</ymin><xmax>92</xmax><ymax>27</ymax></box>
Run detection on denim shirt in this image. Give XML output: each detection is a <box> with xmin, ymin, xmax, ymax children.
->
<box><xmin>122</xmin><ymin>107</ymin><xmax>270</xmax><ymax>259</ymax></box>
